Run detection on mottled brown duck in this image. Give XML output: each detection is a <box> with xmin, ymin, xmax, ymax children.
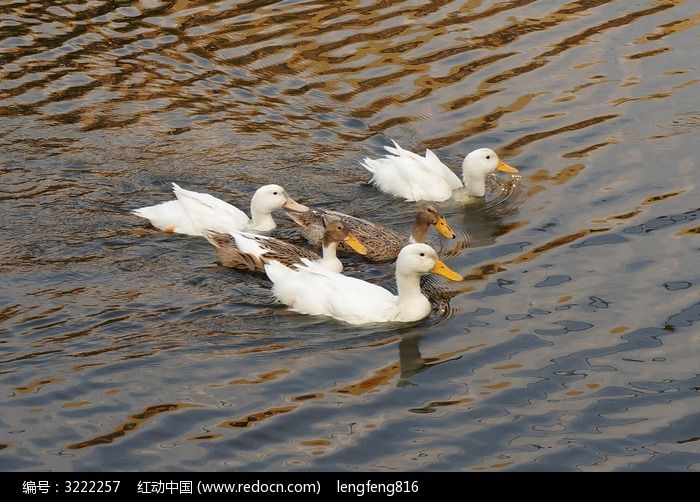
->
<box><xmin>287</xmin><ymin>203</ymin><xmax>456</xmax><ymax>262</ymax></box>
<box><xmin>203</xmin><ymin>216</ymin><xmax>366</xmax><ymax>274</ymax></box>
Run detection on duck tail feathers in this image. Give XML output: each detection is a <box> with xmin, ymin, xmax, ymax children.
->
<box><xmin>201</xmin><ymin>229</ymin><xmax>230</xmax><ymax>249</ymax></box>
<box><xmin>264</xmin><ymin>259</ymin><xmax>295</xmax><ymax>282</ymax></box>
<box><xmin>360</xmin><ymin>158</ymin><xmax>375</xmax><ymax>174</ymax></box>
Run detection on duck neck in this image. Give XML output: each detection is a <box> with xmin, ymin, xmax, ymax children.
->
<box><xmin>395</xmin><ymin>271</ymin><xmax>429</xmax><ymax>316</ymax></box>
<box><xmin>249</xmin><ymin>205</ymin><xmax>276</xmax><ymax>232</ymax></box>
<box><xmin>410</xmin><ymin>219</ymin><xmax>430</xmax><ymax>244</ymax></box>
<box><xmin>463</xmin><ymin>170</ymin><xmax>487</xmax><ymax>197</ymax></box>
<box><xmin>320</xmin><ymin>241</ymin><xmax>342</xmax><ymax>273</ymax></box>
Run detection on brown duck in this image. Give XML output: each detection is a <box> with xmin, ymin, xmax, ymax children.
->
<box><xmin>203</xmin><ymin>216</ymin><xmax>367</xmax><ymax>274</ymax></box>
<box><xmin>287</xmin><ymin>203</ymin><xmax>456</xmax><ymax>262</ymax></box>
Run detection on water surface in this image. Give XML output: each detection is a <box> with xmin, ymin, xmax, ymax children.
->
<box><xmin>1</xmin><ymin>0</ymin><xmax>699</xmax><ymax>471</ymax></box>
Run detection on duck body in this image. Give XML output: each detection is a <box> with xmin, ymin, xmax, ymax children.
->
<box><xmin>266</xmin><ymin>259</ymin><xmax>411</xmax><ymax>324</ymax></box>
<box><xmin>362</xmin><ymin>141</ymin><xmax>462</xmax><ymax>202</ymax></box>
<box><xmin>132</xmin><ymin>183</ymin><xmax>308</xmax><ymax>236</ymax></box>
<box><xmin>361</xmin><ymin>141</ymin><xmax>518</xmax><ymax>202</ymax></box>
<box><xmin>264</xmin><ymin>243</ymin><xmax>463</xmax><ymax>325</ymax></box>
<box><xmin>131</xmin><ymin>200</ymin><xmax>200</xmax><ymax>235</ymax></box>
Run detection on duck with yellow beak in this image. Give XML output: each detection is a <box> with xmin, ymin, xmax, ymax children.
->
<box><xmin>265</xmin><ymin>243</ymin><xmax>463</xmax><ymax>325</ymax></box>
<box><xmin>131</xmin><ymin>183</ymin><xmax>309</xmax><ymax>236</ymax></box>
<box><xmin>288</xmin><ymin>203</ymin><xmax>457</xmax><ymax>262</ymax></box>
<box><xmin>204</xmin><ymin>216</ymin><xmax>367</xmax><ymax>274</ymax></box>
<box><xmin>362</xmin><ymin>141</ymin><xmax>519</xmax><ymax>202</ymax></box>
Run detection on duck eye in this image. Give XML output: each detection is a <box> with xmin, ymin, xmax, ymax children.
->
<box><xmin>486</xmin><ymin>155</ymin><xmax>491</xmax><ymax>159</ymax></box>
<box><xmin>419</xmin><ymin>252</ymin><xmax>425</xmax><ymax>257</ymax></box>
<box><xmin>273</xmin><ymin>191</ymin><xmax>278</xmax><ymax>195</ymax></box>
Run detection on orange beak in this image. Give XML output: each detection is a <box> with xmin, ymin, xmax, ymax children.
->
<box><xmin>435</xmin><ymin>215</ymin><xmax>456</xmax><ymax>239</ymax></box>
<box><xmin>344</xmin><ymin>233</ymin><xmax>368</xmax><ymax>255</ymax></box>
<box><xmin>283</xmin><ymin>197</ymin><xmax>309</xmax><ymax>212</ymax></box>
<box><xmin>497</xmin><ymin>159</ymin><xmax>519</xmax><ymax>174</ymax></box>
<box><xmin>430</xmin><ymin>259</ymin><xmax>463</xmax><ymax>281</ymax></box>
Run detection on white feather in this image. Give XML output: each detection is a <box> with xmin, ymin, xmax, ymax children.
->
<box><xmin>267</xmin><ymin>259</ymin><xmax>397</xmax><ymax>324</ymax></box>
<box><xmin>362</xmin><ymin>141</ymin><xmax>463</xmax><ymax>202</ymax></box>
<box><xmin>130</xmin><ymin>200</ymin><xmax>198</xmax><ymax>235</ymax></box>
<box><xmin>230</xmin><ymin>231</ymin><xmax>272</xmax><ymax>259</ymax></box>
<box><xmin>172</xmin><ymin>183</ymin><xmax>249</xmax><ymax>235</ymax></box>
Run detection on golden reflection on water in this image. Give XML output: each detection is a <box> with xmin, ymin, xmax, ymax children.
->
<box><xmin>67</xmin><ymin>403</ymin><xmax>201</xmax><ymax>450</ymax></box>
<box><xmin>1</xmin><ymin>0</ymin><xmax>680</xmax><ymax>149</ymax></box>
<box><xmin>220</xmin><ymin>405</ymin><xmax>298</xmax><ymax>429</ymax></box>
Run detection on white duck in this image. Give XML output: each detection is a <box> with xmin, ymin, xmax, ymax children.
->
<box><xmin>131</xmin><ymin>183</ymin><xmax>308</xmax><ymax>236</ymax></box>
<box><xmin>361</xmin><ymin>141</ymin><xmax>519</xmax><ymax>202</ymax></box>
<box><xmin>264</xmin><ymin>243</ymin><xmax>463</xmax><ymax>325</ymax></box>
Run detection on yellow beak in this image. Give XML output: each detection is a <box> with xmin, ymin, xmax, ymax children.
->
<box><xmin>497</xmin><ymin>159</ymin><xmax>519</xmax><ymax>174</ymax></box>
<box><xmin>283</xmin><ymin>197</ymin><xmax>309</xmax><ymax>212</ymax></box>
<box><xmin>435</xmin><ymin>216</ymin><xmax>456</xmax><ymax>239</ymax></box>
<box><xmin>344</xmin><ymin>233</ymin><xmax>368</xmax><ymax>255</ymax></box>
<box><xmin>431</xmin><ymin>259</ymin><xmax>463</xmax><ymax>281</ymax></box>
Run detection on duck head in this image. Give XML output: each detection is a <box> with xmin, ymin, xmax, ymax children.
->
<box><xmin>322</xmin><ymin>215</ymin><xmax>367</xmax><ymax>255</ymax></box>
<box><xmin>413</xmin><ymin>203</ymin><xmax>456</xmax><ymax>241</ymax></box>
<box><xmin>461</xmin><ymin>148</ymin><xmax>518</xmax><ymax>197</ymax></box>
<box><xmin>396</xmin><ymin>243</ymin><xmax>463</xmax><ymax>281</ymax></box>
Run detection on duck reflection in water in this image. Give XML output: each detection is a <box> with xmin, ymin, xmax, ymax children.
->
<box><xmin>395</xmin><ymin>332</ymin><xmax>463</xmax><ymax>388</ymax></box>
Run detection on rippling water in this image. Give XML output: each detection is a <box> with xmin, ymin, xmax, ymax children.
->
<box><xmin>2</xmin><ymin>0</ymin><xmax>699</xmax><ymax>471</ymax></box>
